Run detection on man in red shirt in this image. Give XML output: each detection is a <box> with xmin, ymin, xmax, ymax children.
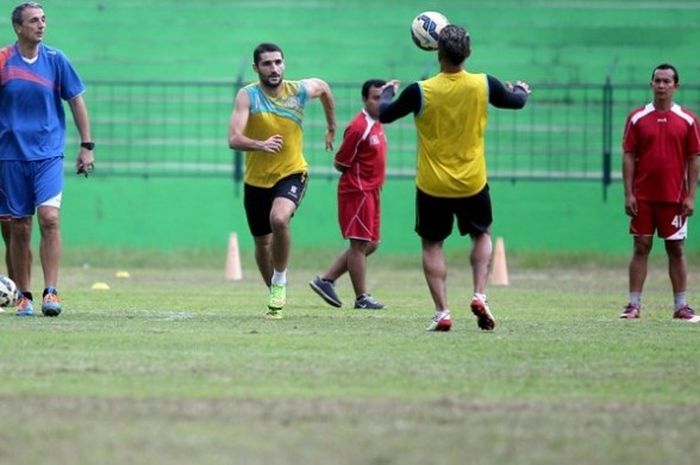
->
<box><xmin>620</xmin><ymin>63</ymin><xmax>700</xmax><ymax>322</ymax></box>
<box><xmin>310</xmin><ymin>79</ymin><xmax>395</xmax><ymax>309</ymax></box>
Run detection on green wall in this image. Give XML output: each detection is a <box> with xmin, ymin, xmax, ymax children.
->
<box><xmin>8</xmin><ymin>1</ymin><xmax>700</xmax><ymax>258</ymax></box>
<box><xmin>60</xmin><ymin>175</ymin><xmax>700</xmax><ymax>257</ymax></box>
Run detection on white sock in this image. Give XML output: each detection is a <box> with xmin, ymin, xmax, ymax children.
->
<box><xmin>630</xmin><ymin>292</ymin><xmax>642</xmax><ymax>306</ymax></box>
<box><xmin>674</xmin><ymin>292</ymin><xmax>687</xmax><ymax>310</ymax></box>
<box><xmin>474</xmin><ymin>292</ymin><xmax>487</xmax><ymax>302</ymax></box>
<box><xmin>271</xmin><ymin>269</ymin><xmax>287</xmax><ymax>285</ymax></box>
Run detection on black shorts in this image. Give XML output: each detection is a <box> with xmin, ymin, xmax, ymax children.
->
<box><xmin>244</xmin><ymin>172</ymin><xmax>308</xmax><ymax>237</ymax></box>
<box><xmin>415</xmin><ymin>185</ymin><xmax>492</xmax><ymax>241</ymax></box>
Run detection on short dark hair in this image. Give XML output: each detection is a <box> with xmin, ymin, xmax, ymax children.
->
<box><xmin>253</xmin><ymin>43</ymin><xmax>283</xmax><ymax>65</ymax></box>
<box><xmin>438</xmin><ymin>25</ymin><xmax>470</xmax><ymax>66</ymax></box>
<box><xmin>361</xmin><ymin>79</ymin><xmax>386</xmax><ymax>99</ymax></box>
<box><xmin>12</xmin><ymin>2</ymin><xmax>42</xmax><ymax>26</ymax></box>
<box><xmin>651</xmin><ymin>63</ymin><xmax>679</xmax><ymax>84</ymax></box>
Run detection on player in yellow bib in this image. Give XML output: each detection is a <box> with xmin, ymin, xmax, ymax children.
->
<box><xmin>228</xmin><ymin>43</ymin><xmax>336</xmax><ymax>318</ymax></box>
<box><xmin>380</xmin><ymin>25</ymin><xmax>530</xmax><ymax>332</ymax></box>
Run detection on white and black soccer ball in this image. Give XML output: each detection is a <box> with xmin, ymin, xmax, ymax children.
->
<box><xmin>410</xmin><ymin>11</ymin><xmax>449</xmax><ymax>51</ymax></box>
<box><xmin>0</xmin><ymin>275</ymin><xmax>21</xmax><ymax>307</ymax></box>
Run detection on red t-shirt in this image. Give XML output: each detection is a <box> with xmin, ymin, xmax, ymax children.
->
<box><xmin>335</xmin><ymin>110</ymin><xmax>387</xmax><ymax>194</ymax></box>
<box><xmin>623</xmin><ymin>103</ymin><xmax>700</xmax><ymax>202</ymax></box>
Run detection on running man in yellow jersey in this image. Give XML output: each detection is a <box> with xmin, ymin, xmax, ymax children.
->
<box><xmin>379</xmin><ymin>25</ymin><xmax>530</xmax><ymax>332</ymax></box>
<box><xmin>228</xmin><ymin>42</ymin><xmax>336</xmax><ymax>318</ymax></box>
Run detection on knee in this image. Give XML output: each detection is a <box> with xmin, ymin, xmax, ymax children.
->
<box><xmin>665</xmin><ymin>241</ymin><xmax>684</xmax><ymax>260</ymax></box>
<box><xmin>254</xmin><ymin>235</ymin><xmax>272</xmax><ymax>251</ymax></box>
<box><xmin>632</xmin><ymin>241</ymin><xmax>652</xmax><ymax>257</ymax></box>
<box><xmin>366</xmin><ymin>241</ymin><xmax>379</xmax><ymax>255</ymax></box>
<box><xmin>10</xmin><ymin>218</ymin><xmax>32</xmax><ymax>239</ymax></box>
<box><xmin>38</xmin><ymin>209</ymin><xmax>60</xmax><ymax>231</ymax></box>
<box><xmin>269</xmin><ymin>212</ymin><xmax>290</xmax><ymax>232</ymax></box>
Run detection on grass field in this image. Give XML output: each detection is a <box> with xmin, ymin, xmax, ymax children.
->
<box><xmin>1</xmin><ymin>253</ymin><xmax>700</xmax><ymax>465</ymax></box>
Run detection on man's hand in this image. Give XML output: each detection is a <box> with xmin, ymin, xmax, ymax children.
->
<box><xmin>259</xmin><ymin>134</ymin><xmax>284</xmax><ymax>153</ymax></box>
<box><xmin>382</xmin><ymin>79</ymin><xmax>401</xmax><ymax>94</ymax></box>
<box><xmin>506</xmin><ymin>80</ymin><xmax>531</xmax><ymax>95</ymax></box>
<box><xmin>325</xmin><ymin>127</ymin><xmax>335</xmax><ymax>151</ymax></box>
<box><xmin>76</xmin><ymin>147</ymin><xmax>95</xmax><ymax>177</ymax></box>
<box><xmin>625</xmin><ymin>193</ymin><xmax>638</xmax><ymax>217</ymax></box>
<box><xmin>682</xmin><ymin>196</ymin><xmax>695</xmax><ymax>217</ymax></box>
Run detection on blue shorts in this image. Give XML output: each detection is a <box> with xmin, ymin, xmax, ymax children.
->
<box><xmin>0</xmin><ymin>157</ymin><xmax>64</xmax><ymax>217</ymax></box>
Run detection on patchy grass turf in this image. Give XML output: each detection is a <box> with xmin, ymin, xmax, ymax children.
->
<box><xmin>1</xmin><ymin>259</ymin><xmax>699</xmax><ymax>465</ymax></box>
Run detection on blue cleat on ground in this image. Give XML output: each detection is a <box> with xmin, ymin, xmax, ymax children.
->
<box><xmin>41</xmin><ymin>289</ymin><xmax>62</xmax><ymax>317</ymax></box>
<box><xmin>15</xmin><ymin>297</ymin><xmax>34</xmax><ymax>317</ymax></box>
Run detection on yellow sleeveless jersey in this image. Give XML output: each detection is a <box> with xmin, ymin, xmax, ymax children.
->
<box><xmin>243</xmin><ymin>80</ymin><xmax>308</xmax><ymax>187</ymax></box>
<box><xmin>415</xmin><ymin>71</ymin><xmax>488</xmax><ymax>197</ymax></box>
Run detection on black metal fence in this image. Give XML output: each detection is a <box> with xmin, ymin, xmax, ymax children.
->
<box><xmin>69</xmin><ymin>80</ymin><xmax>700</xmax><ymax>196</ymax></box>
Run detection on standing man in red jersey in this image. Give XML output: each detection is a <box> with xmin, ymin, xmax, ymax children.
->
<box><xmin>310</xmin><ymin>79</ymin><xmax>397</xmax><ymax>310</ymax></box>
<box><xmin>378</xmin><ymin>25</ymin><xmax>530</xmax><ymax>332</ymax></box>
<box><xmin>620</xmin><ymin>63</ymin><xmax>700</xmax><ymax>323</ymax></box>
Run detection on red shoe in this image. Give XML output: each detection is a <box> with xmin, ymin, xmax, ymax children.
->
<box><xmin>673</xmin><ymin>305</ymin><xmax>700</xmax><ymax>323</ymax></box>
<box><xmin>620</xmin><ymin>302</ymin><xmax>641</xmax><ymax>319</ymax></box>
<box><xmin>426</xmin><ymin>312</ymin><xmax>452</xmax><ymax>332</ymax></box>
<box><xmin>470</xmin><ymin>295</ymin><xmax>495</xmax><ymax>331</ymax></box>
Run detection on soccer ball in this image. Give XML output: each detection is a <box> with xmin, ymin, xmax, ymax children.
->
<box><xmin>410</xmin><ymin>11</ymin><xmax>449</xmax><ymax>51</ymax></box>
<box><xmin>0</xmin><ymin>275</ymin><xmax>21</xmax><ymax>307</ymax></box>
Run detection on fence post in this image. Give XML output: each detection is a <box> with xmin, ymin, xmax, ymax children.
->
<box><xmin>602</xmin><ymin>77</ymin><xmax>613</xmax><ymax>201</ymax></box>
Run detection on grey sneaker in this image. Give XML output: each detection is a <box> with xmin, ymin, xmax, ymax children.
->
<box><xmin>309</xmin><ymin>276</ymin><xmax>342</xmax><ymax>308</ymax></box>
<box><xmin>354</xmin><ymin>294</ymin><xmax>385</xmax><ymax>310</ymax></box>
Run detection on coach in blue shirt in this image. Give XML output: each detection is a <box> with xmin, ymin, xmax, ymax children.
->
<box><xmin>0</xmin><ymin>2</ymin><xmax>94</xmax><ymax>317</ymax></box>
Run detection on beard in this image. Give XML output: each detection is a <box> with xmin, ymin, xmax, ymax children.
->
<box><xmin>261</xmin><ymin>74</ymin><xmax>282</xmax><ymax>88</ymax></box>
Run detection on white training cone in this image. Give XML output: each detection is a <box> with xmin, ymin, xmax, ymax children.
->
<box><xmin>489</xmin><ymin>237</ymin><xmax>509</xmax><ymax>286</ymax></box>
<box><xmin>225</xmin><ymin>232</ymin><xmax>243</xmax><ymax>281</ymax></box>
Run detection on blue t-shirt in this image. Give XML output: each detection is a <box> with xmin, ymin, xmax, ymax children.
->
<box><xmin>0</xmin><ymin>43</ymin><xmax>85</xmax><ymax>161</ymax></box>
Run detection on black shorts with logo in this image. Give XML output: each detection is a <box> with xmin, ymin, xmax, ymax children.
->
<box><xmin>415</xmin><ymin>184</ymin><xmax>492</xmax><ymax>242</ymax></box>
<box><xmin>244</xmin><ymin>172</ymin><xmax>308</xmax><ymax>237</ymax></box>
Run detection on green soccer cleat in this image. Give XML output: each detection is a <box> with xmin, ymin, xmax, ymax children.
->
<box><xmin>268</xmin><ymin>283</ymin><xmax>286</xmax><ymax>310</ymax></box>
<box><xmin>265</xmin><ymin>308</ymin><xmax>283</xmax><ymax>320</ymax></box>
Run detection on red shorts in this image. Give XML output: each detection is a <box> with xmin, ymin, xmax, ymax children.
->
<box><xmin>630</xmin><ymin>200</ymin><xmax>687</xmax><ymax>240</ymax></box>
<box><xmin>338</xmin><ymin>189</ymin><xmax>381</xmax><ymax>242</ymax></box>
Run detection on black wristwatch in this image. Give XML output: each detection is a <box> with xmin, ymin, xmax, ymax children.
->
<box><xmin>80</xmin><ymin>142</ymin><xmax>95</xmax><ymax>150</ymax></box>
